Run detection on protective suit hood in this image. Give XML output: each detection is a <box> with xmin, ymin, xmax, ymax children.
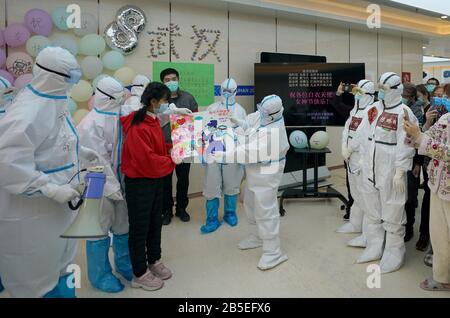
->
<box><xmin>221</xmin><ymin>78</ymin><xmax>237</xmax><ymax>109</ymax></box>
<box><xmin>130</xmin><ymin>74</ymin><xmax>150</xmax><ymax>98</ymax></box>
<box><xmin>0</xmin><ymin>76</ymin><xmax>13</xmax><ymax>106</ymax></box>
<box><xmin>94</xmin><ymin>76</ymin><xmax>125</xmax><ymax>112</ymax></box>
<box><xmin>258</xmin><ymin>95</ymin><xmax>284</xmax><ymax>126</ymax></box>
<box><xmin>378</xmin><ymin>72</ymin><xmax>403</xmax><ymax>108</ymax></box>
<box><xmin>355</xmin><ymin>79</ymin><xmax>375</xmax><ymax>109</ymax></box>
<box><xmin>32</xmin><ymin>46</ymin><xmax>81</xmax><ymax>96</ymax></box>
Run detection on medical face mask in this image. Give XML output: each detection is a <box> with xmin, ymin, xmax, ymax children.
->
<box><xmin>433</xmin><ymin>96</ymin><xmax>443</xmax><ymax>106</ymax></box>
<box><xmin>426</xmin><ymin>84</ymin><xmax>436</xmax><ymax>93</ymax></box>
<box><xmin>354</xmin><ymin>94</ymin><xmax>363</xmax><ymax>101</ymax></box>
<box><xmin>443</xmin><ymin>97</ymin><xmax>450</xmax><ymax>112</ymax></box>
<box><xmin>155</xmin><ymin>102</ymin><xmax>169</xmax><ymax>114</ymax></box>
<box><xmin>165</xmin><ymin>81</ymin><xmax>179</xmax><ymax>93</ymax></box>
<box><xmin>378</xmin><ymin>90</ymin><xmax>385</xmax><ymax>101</ymax></box>
<box><xmin>417</xmin><ymin>96</ymin><xmax>425</xmax><ymax>105</ymax></box>
<box><xmin>401</xmin><ymin>98</ymin><xmax>412</xmax><ymax>106</ymax></box>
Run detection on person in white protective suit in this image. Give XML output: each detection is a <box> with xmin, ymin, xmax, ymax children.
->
<box><xmin>123</xmin><ymin>74</ymin><xmax>151</xmax><ymax>112</ymax></box>
<box><xmin>201</xmin><ymin>78</ymin><xmax>247</xmax><ymax>234</ymax></box>
<box><xmin>0</xmin><ymin>75</ymin><xmax>14</xmax><ymax>293</ymax></box>
<box><xmin>0</xmin><ymin>76</ymin><xmax>14</xmax><ymax>117</ymax></box>
<box><xmin>356</xmin><ymin>72</ymin><xmax>418</xmax><ymax>274</ymax></box>
<box><xmin>0</xmin><ymin>46</ymin><xmax>100</xmax><ymax>297</ymax></box>
<box><xmin>219</xmin><ymin>94</ymin><xmax>290</xmax><ymax>270</ymax></box>
<box><xmin>76</xmin><ymin>76</ymin><xmax>133</xmax><ymax>293</ymax></box>
<box><xmin>337</xmin><ymin>80</ymin><xmax>376</xmax><ymax>248</ymax></box>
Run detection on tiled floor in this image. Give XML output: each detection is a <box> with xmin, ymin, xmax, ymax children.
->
<box><xmin>1</xmin><ymin>169</ymin><xmax>449</xmax><ymax>298</ymax></box>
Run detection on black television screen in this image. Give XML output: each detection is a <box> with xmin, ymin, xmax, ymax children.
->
<box><xmin>254</xmin><ymin>63</ymin><xmax>365</xmax><ymax>126</ymax></box>
<box><xmin>261</xmin><ymin>52</ymin><xmax>326</xmax><ymax>63</ymax></box>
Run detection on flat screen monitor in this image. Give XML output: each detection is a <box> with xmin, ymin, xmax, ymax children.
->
<box><xmin>254</xmin><ymin>63</ymin><xmax>365</xmax><ymax>126</ymax></box>
<box><xmin>261</xmin><ymin>52</ymin><xmax>326</xmax><ymax>63</ymax></box>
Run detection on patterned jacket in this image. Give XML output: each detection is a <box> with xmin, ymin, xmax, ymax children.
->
<box><xmin>417</xmin><ymin>113</ymin><xmax>450</xmax><ymax>201</ymax></box>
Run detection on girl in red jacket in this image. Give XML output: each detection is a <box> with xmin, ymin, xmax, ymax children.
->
<box><xmin>120</xmin><ymin>82</ymin><xmax>176</xmax><ymax>291</ymax></box>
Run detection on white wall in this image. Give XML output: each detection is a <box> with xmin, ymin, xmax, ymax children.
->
<box><xmin>2</xmin><ymin>0</ymin><xmax>424</xmax><ymax>194</ymax></box>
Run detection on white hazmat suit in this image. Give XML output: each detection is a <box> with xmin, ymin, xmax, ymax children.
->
<box><xmin>225</xmin><ymin>94</ymin><xmax>290</xmax><ymax>270</ymax></box>
<box><xmin>357</xmin><ymin>72</ymin><xmax>417</xmax><ymax>274</ymax></box>
<box><xmin>0</xmin><ymin>47</ymin><xmax>84</xmax><ymax>297</ymax></box>
<box><xmin>76</xmin><ymin>76</ymin><xmax>133</xmax><ymax>292</ymax></box>
<box><xmin>122</xmin><ymin>74</ymin><xmax>150</xmax><ymax>113</ymax></box>
<box><xmin>201</xmin><ymin>78</ymin><xmax>247</xmax><ymax>233</ymax></box>
<box><xmin>337</xmin><ymin>80</ymin><xmax>376</xmax><ymax>248</ymax></box>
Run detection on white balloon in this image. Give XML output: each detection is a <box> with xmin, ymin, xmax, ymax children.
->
<box><xmin>310</xmin><ymin>131</ymin><xmax>330</xmax><ymax>150</ymax></box>
<box><xmin>81</xmin><ymin>56</ymin><xmax>103</xmax><ymax>80</ymax></box>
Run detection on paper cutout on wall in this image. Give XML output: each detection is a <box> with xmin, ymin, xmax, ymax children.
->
<box><xmin>153</xmin><ymin>61</ymin><xmax>215</xmax><ymax>107</ymax></box>
<box><xmin>170</xmin><ymin>109</ymin><xmax>232</xmax><ymax>162</ymax></box>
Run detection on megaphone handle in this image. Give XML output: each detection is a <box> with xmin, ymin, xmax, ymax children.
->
<box><xmin>69</xmin><ymin>198</ymin><xmax>84</xmax><ymax>210</ymax></box>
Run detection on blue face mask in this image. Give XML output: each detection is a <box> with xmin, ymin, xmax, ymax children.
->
<box><xmin>378</xmin><ymin>90</ymin><xmax>385</xmax><ymax>100</ymax></box>
<box><xmin>354</xmin><ymin>94</ymin><xmax>363</xmax><ymax>101</ymax></box>
<box><xmin>156</xmin><ymin>103</ymin><xmax>169</xmax><ymax>114</ymax></box>
<box><xmin>443</xmin><ymin>98</ymin><xmax>450</xmax><ymax>112</ymax></box>
<box><xmin>165</xmin><ymin>81</ymin><xmax>179</xmax><ymax>93</ymax></box>
<box><xmin>66</xmin><ymin>69</ymin><xmax>82</xmax><ymax>84</ymax></box>
<box><xmin>433</xmin><ymin>97</ymin><xmax>443</xmax><ymax>106</ymax></box>
<box><xmin>426</xmin><ymin>84</ymin><xmax>436</xmax><ymax>93</ymax></box>
<box><xmin>401</xmin><ymin>98</ymin><xmax>411</xmax><ymax>105</ymax></box>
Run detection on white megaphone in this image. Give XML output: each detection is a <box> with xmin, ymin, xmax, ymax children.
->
<box><xmin>61</xmin><ymin>166</ymin><xmax>108</xmax><ymax>239</ymax></box>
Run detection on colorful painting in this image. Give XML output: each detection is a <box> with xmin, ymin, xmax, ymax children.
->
<box><xmin>170</xmin><ymin>109</ymin><xmax>232</xmax><ymax>162</ymax></box>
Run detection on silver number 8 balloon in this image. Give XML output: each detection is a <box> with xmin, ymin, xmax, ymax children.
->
<box><xmin>104</xmin><ymin>5</ymin><xmax>147</xmax><ymax>55</ymax></box>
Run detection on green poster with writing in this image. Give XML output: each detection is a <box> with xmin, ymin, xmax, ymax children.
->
<box><xmin>153</xmin><ymin>61</ymin><xmax>215</xmax><ymax>107</ymax></box>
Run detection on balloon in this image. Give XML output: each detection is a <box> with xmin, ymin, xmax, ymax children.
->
<box><xmin>72</xmin><ymin>109</ymin><xmax>90</xmax><ymax>125</ymax></box>
<box><xmin>68</xmin><ymin>98</ymin><xmax>77</xmax><ymax>115</ymax></box>
<box><xmin>52</xmin><ymin>36</ymin><xmax>79</xmax><ymax>56</ymax></box>
<box><xmin>73</xmin><ymin>13</ymin><xmax>98</xmax><ymax>37</ymax></box>
<box><xmin>310</xmin><ymin>131</ymin><xmax>330</xmax><ymax>150</ymax></box>
<box><xmin>114</xmin><ymin>67</ymin><xmax>135</xmax><ymax>86</ymax></box>
<box><xmin>4</xmin><ymin>23</ymin><xmax>31</xmax><ymax>48</ymax></box>
<box><xmin>87</xmin><ymin>95</ymin><xmax>95</xmax><ymax>110</ymax></box>
<box><xmin>102</xmin><ymin>51</ymin><xmax>124</xmax><ymax>70</ymax></box>
<box><xmin>0</xmin><ymin>70</ymin><xmax>14</xmax><ymax>85</ymax></box>
<box><xmin>81</xmin><ymin>56</ymin><xmax>103</xmax><ymax>80</ymax></box>
<box><xmin>289</xmin><ymin>130</ymin><xmax>308</xmax><ymax>149</ymax></box>
<box><xmin>26</xmin><ymin>35</ymin><xmax>51</xmax><ymax>57</ymax></box>
<box><xmin>14</xmin><ymin>73</ymin><xmax>33</xmax><ymax>89</ymax></box>
<box><xmin>70</xmin><ymin>80</ymin><xmax>93</xmax><ymax>102</ymax></box>
<box><xmin>79</xmin><ymin>34</ymin><xmax>105</xmax><ymax>56</ymax></box>
<box><xmin>24</xmin><ymin>9</ymin><xmax>53</xmax><ymax>36</ymax></box>
<box><xmin>51</xmin><ymin>7</ymin><xmax>70</xmax><ymax>31</ymax></box>
<box><xmin>0</xmin><ymin>48</ymin><xmax>6</xmax><ymax>68</ymax></box>
<box><xmin>0</xmin><ymin>30</ymin><xmax>5</xmax><ymax>47</ymax></box>
<box><xmin>92</xmin><ymin>74</ymin><xmax>108</xmax><ymax>89</ymax></box>
<box><xmin>6</xmin><ymin>52</ymin><xmax>33</xmax><ymax>78</ymax></box>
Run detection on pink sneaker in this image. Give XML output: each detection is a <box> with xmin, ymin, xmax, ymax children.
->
<box><xmin>149</xmin><ymin>260</ymin><xmax>172</xmax><ymax>280</ymax></box>
<box><xmin>131</xmin><ymin>269</ymin><xmax>164</xmax><ymax>291</ymax></box>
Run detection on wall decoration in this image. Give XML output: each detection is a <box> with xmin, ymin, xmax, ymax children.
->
<box><xmin>24</xmin><ymin>9</ymin><xmax>53</xmax><ymax>37</ymax></box>
<box><xmin>190</xmin><ymin>25</ymin><xmax>221</xmax><ymax>62</ymax></box>
<box><xmin>6</xmin><ymin>52</ymin><xmax>33</xmax><ymax>78</ymax></box>
<box><xmin>104</xmin><ymin>5</ymin><xmax>147</xmax><ymax>55</ymax></box>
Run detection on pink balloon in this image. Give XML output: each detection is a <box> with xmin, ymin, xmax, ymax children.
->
<box><xmin>88</xmin><ymin>95</ymin><xmax>95</xmax><ymax>110</ymax></box>
<box><xmin>0</xmin><ymin>30</ymin><xmax>4</xmax><ymax>47</ymax></box>
<box><xmin>6</xmin><ymin>52</ymin><xmax>33</xmax><ymax>78</ymax></box>
<box><xmin>5</xmin><ymin>23</ymin><xmax>31</xmax><ymax>48</ymax></box>
<box><xmin>24</xmin><ymin>9</ymin><xmax>53</xmax><ymax>37</ymax></box>
<box><xmin>0</xmin><ymin>48</ymin><xmax>6</xmax><ymax>68</ymax></box>
<box><xmin>0</xmin><ymin>70</ymin><xmax>14</xmax><ymax>86</ymax></box>
<box><xmin>14</xmin><ymin>73</ymin><xmax>33</xmax><ymax>89</ymax></box>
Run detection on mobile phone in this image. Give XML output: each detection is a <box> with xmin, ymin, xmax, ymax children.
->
<box><xmin>403</xmin><ymin>109</ymin><xmax>410</xmax><ymax>121</ymax></box>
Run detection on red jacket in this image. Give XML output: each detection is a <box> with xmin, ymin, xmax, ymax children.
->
<box><xmin>120</xmin><ymin>112</ymin><xmax>175</xmax><ymax>179</ymax></box>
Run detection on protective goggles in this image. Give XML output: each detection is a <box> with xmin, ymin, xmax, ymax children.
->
<box><xmin>351</xmin><ymin>87</ymin><xmax>374</xmax><ymax>96</ymax></box>
<box><xmin>35</xmin><ymin>62</ymin><xmax>82</xmax><ymax>84</ymax></box>
<box><xmin>97</xmin><ymin>87</ymin><xmax>125</xmax><ymax>101</ymax></box>
<box><xmin>222</xmin><ymin>88</ymin><xmax>236</xmax><ymax>94</ymax></box>
<box><xmin>257</xmin><ymin>103</ymin><xmax>281</xmax><ymax>117</ymax></box>
<box><xmin>377</xmin><ymin>82</ymin><xmax>401</xmax><ymax>91</ymax></box>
